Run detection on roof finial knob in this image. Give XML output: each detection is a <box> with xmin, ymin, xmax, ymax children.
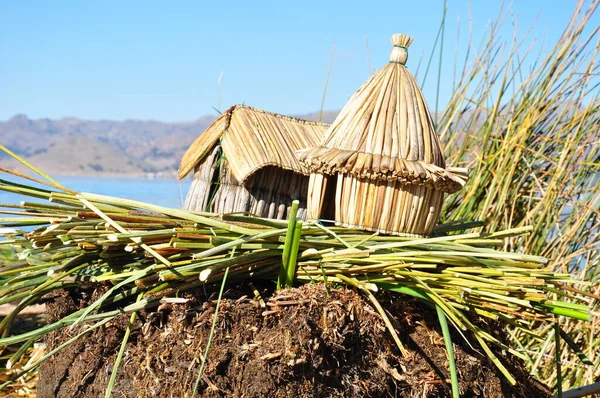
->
<box><xmin>390</xmin><ymin>33</ymin><xmax>414</xmax><ymax>65</ymax></box>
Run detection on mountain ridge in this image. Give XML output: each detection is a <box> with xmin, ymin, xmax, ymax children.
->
<box><xmin>0</xmin><ymin>110</ymin><xmax>340</xmax><ymax>178</ymax></box>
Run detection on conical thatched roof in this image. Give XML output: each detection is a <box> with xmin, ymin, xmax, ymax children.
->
<box><xmin>179</xmin><ymin>105</ymin><xmax>328</xmax><ymax>183</ymax></box>
<box><xmin>298</xmin><ymin>34</ymin><xmax>465</xmax><ymax>193</ymax></box>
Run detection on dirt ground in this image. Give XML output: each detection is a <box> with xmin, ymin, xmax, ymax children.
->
<box><xmin>37</xmin><ymin>283</ymin><xmax>550</xmax><ymax>397</ymax></box>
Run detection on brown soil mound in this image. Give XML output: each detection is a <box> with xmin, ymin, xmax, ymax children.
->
<box><xmin>37</xmin><ymin>284</ymin><xmax>550</xmax><ymax>397</ymax></box>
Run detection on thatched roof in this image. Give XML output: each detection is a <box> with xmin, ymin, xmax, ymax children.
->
<box><xmin>178</xmin><ymin>105</ymin><xmax>329</xmax><ymax>182</ymax></box>
<box><xmin>297</xmin><ymin>34</ymin><xmax>465</xmax><ymax>194</ymax></box>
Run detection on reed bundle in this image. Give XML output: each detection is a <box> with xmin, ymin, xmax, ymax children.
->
<box><xmin>0</xmin><ymin>161</ymin><xmax>591</xmax><ymax>391</ymax></box>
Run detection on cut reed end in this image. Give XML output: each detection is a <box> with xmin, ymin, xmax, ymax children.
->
<box><xmin>390</xmin><ymin>34</ymin><xmax>413</xmax><ymax>65</ymax></box>
<box><xmin>391</xmin><ymin>34</ymin><xmax>413</xmax><ymax>47</ymax></box>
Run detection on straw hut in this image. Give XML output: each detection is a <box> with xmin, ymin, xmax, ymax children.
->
<box><xmin>297</xmin><ymin>34</ymin><xmax>468</xmax><ymax>236</ymax></box>
<box><xmin>178</xmin><ymin>105</ymin><xmax>328</xmax><ymax>220</ymax></box>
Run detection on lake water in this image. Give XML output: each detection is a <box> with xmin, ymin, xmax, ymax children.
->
<box><xmin>0</xmin><ymin>175</ymin><xmax>192</xmax><ymax>209</ymax></box>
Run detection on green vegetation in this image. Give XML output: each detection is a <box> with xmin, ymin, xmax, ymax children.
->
<box><xmin>0</xmin><ymin>154</ymin><xmax>593</xmax><ymax>395</ymax></box>
<box><xmin>435</xmin><ymin>0</ymin><xmax>600</xmax><ymax>391</ymax></box>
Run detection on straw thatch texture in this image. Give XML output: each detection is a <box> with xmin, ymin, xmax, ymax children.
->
<box><xmin>180</xmin><ymin>105</ymin><xmax>328</xmax><ymax>219</ymax></box>
<box><xmin>179</xmin><ymin>105</ymin><xmax>327</xmax><ymax>183</ymax></box>
<box><xmin>298</xmin><ymin>34</ymin><xmax>467</xmax><ymax>236</ymax></box>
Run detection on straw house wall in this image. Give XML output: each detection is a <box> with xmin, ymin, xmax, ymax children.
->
<box><xmin>179</xmin><ymin>105</ymin><xmax>328</xmax><ymax>220</ymax></box>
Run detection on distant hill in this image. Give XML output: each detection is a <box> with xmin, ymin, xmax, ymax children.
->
<box><xmin>0</xmin><ymin>110</ymin><xmax>340</xmax><ymax>178</ymax></box>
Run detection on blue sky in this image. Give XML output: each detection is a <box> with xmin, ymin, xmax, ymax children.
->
<box><xmin>0</xmin><ymin>1</ymin><xmax>595</xmax><ymax>121</ymax></box>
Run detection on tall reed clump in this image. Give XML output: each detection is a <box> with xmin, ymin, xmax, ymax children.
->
<box><xmin>436</xmin><ymin>0</ymin><xmax>600</xmax><ymax>390</ymax></box>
